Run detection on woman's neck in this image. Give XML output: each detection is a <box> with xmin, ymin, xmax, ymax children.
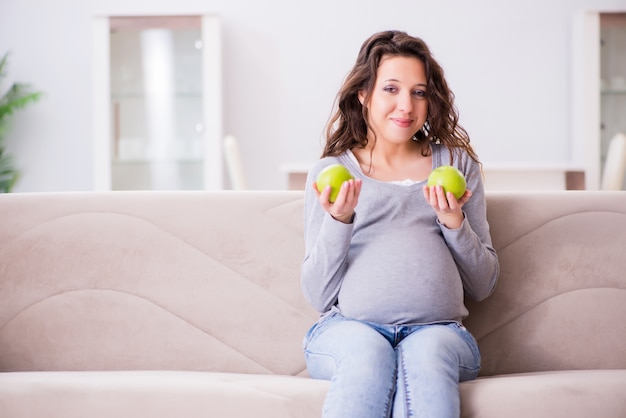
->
<box><xmin>352</xmin><ymin>140</ymin><xmax>432</xmax><ymax>182</ymax></box>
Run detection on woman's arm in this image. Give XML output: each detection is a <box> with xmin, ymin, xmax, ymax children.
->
<box><xmin>300</xmin><ymin>160</ymin><xmax>357</xmax><ymax>313</ymax></box>
<box><xmin>439</xmin><ymin>154</ymin><xmax>499</xmax><ymax>301</ymax></box>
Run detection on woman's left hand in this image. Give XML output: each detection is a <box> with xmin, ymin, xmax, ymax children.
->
<box><xmin>422</xmin><ymin>185</ymin><xmax>472</xmax><ymax>229</ymax></box>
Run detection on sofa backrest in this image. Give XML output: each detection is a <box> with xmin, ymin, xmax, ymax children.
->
<box><xmin>465</xmin><ymin>191</ymin><xmax>626</xmax><ymax>376</ymax></box>
<box><xmin>1</xmin><ymin>191</ymin><xmax>625</xmax><ymax>377</ymax></box>
<box><xmin>0</xmin><ymin>191</ymin><xmax>316</xmax><ymax>376</ymax></box>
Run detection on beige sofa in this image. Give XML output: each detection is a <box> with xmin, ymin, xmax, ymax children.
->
<box><xmin>0</xmin><ymin>190</ymin><xmax>625</xmax><ymax>418</ymax></box>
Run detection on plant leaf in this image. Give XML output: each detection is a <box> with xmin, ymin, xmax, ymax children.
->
<box><xmin>0</xmin><ymin>50</ymin><xmax>42</xmax><ymax>192</ymax></box>
<box><xmin>0</xmin><ymin>83</ymin><xmax>43</xmax><ymax>122</ymax></box>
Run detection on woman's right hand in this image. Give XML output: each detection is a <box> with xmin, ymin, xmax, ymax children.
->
<box><xmin>313</xmin><ymin>178</ymin><xmax>362</xmax><ymax>223</ymax></box>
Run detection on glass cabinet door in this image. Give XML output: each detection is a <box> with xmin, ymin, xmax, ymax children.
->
<box><xmin>92</xmin><ymin>15</ymin><xmax>222</xmax><ymax>191</ymax></box>
<box><xmin>600</xmin><ymin>13</ymin><xmax>626</xmax><ymax>189</ymax></box>
<box><xmin>110</xmin><ymin>16</ymin><xmax>204</xmax><ymax>190</ymax></box>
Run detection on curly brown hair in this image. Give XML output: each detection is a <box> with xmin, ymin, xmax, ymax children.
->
<box><xmin>322</xmin><ymin>30</ymin><xmax>479</xmax><ymax>164</ymax></box>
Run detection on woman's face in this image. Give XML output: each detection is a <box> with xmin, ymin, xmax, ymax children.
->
<box><xmin>361</xmin><ymin>54</ymin><xmax>429</xmax><ymax>145</ymax></box>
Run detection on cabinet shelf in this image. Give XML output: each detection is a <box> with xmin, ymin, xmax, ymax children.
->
<box><xmin>112</xmin><ymin>158</ymin><xmax>203</xmax><ymax>164</ymax></box>
<box><xmin>111</xmin><ymin>93</ymin><xmax>202</xmax><ymax>99</ymax></box>
<box><xmin>601</xmin><ymin>88</ymin><xmax>626</xmax><ymax>95</ymax></box>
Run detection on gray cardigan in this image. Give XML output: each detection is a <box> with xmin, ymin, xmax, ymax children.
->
<box><xmin>301</xmin><ymin>144</ymin><xmax>499</xmax><ymax>325</ymax></box>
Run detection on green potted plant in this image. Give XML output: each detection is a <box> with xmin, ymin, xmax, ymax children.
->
<box><xmin>0</xmin><ymin>52</ymin><xmax>42</xmax><ymax>193</ymax></box>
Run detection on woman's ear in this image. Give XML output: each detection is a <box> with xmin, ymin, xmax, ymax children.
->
<box><xmin>358</xmin><ymin>91</ymin><xmax>365</xmax><ymax>105</ymax></box>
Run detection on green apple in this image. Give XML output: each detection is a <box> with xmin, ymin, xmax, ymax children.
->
<box><xmin>427</xmin><ymin>165</ymin><xmax>466</xmax><ymax>200</ymax></box>
<box><xmin>316</xmin><ymin>164</ymin><xmax>355</xmax><ymax>202</ymax></box>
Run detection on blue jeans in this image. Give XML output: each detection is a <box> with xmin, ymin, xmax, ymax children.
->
<box><xmin>303</xmin><ymin>311</ymin><xmax>481</xmax><ymax>418</ymax></box>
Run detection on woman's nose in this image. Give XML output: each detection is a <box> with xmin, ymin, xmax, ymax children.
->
<box><xmin>397</xmin><ymin>92</ymin><xmax>413</xmax><ymax>112</ymax></box>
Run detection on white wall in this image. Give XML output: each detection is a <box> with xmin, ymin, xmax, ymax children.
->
<box><xmin>1</xmin><ymin>0</ymin><xmax>625</xmax><ymax>191</ymax></box>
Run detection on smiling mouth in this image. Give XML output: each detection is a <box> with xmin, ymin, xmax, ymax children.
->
<box><xmin>392</xmin><ymin>118</ymin><xmax>413</xmax><ymax>128</ymax></box>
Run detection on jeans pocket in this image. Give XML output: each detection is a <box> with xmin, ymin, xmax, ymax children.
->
<box><xmin>303</xmin><ymin>311</ymin><xmax>339</xmax><ymax>349</ymax></box>
<box><xmin>448</xmin><ymin>322</ymin><xmax>481</xmax><ymax>379</ymax></box>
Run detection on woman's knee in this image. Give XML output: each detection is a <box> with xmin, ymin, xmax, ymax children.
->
<box><xmin>305</xmin><ymin>317</ymin><xmax>395</xmax><ymax>378</ymax></box>
<box><xmin>398</xmin><ymin>323</ymin><xmax>480</xmax><ymax>376</ymax></box>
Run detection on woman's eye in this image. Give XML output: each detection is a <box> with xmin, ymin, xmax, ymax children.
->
<box><xmin>413</xmin><ymin>90</ymin><xmax>427</xmax><ymax>98</ymax></box>
<box><xmin>383</xmin><ymin>86</ymin><xmax>398</xmax><ymax>93</ymax></box>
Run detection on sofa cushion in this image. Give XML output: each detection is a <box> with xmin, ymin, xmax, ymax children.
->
<box><xmin>3</xmin><ymin>369</ymin><xmax>624</xmax><ymax>418</ymax></box>
<box><xmin>460</xmin><ymin>369</ymin><xmax>626</xmax><ymax>418</ymax></box>
<box><xmin>0</xmin><ymin>371</ymin><xmax>329</xmax><ymax>418</ymax></box>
